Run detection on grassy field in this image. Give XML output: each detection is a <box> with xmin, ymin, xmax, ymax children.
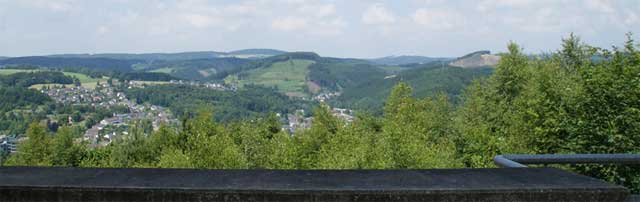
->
<box><xmin>130</xmin><ymin>80</ymin><xmax>171</xmax><ymax>85</ymax></box>
<box><xmin>150</xmin><ymin>67</ymin><xmax>174</xmax><ymax>73</ymax></box>
<box><xmin>235</xmin><ymin>59</ymin><xmax>314</xmax><ymax>96</ymax></box>
<box><xmin>0</xmin><ymin>68</ymin><xmax>108</xmax><ymax>89</ymax></box>
<box><xmin>0</xmin><ymin>69</ymin><xmax>39</xmax><ymax>75</ymax></box>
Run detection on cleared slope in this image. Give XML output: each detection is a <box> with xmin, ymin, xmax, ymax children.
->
<box><xmin>234</xmin><ymin>59</ymin><xmax>315</xmax><ymax>97</ymax></box>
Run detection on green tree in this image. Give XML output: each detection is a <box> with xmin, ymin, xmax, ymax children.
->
<box><xmin>6</xmin><ymin>123</ymin><xmax>52</xmax><ymax>166</ymax></box>
<box><xmin>158</xmin><ymin>148</ymin><xmax>192</xmax><ymax>168</ymax></box>
<box><xmin>384</xmin><ymin>84</ymin><xmax>461</xmax><ymax>168</ymax></box>
<box><xmin>51</xmin><ymin>127</ymin><xmax>85</xmax><ymax>166</ymax></box>
<box><xmin>294</xmin><ymin>104</ymin><xmax>339</xmax><ymax>168</ymax></box>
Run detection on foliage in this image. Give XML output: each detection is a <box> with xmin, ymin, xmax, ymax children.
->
<box><xmin>335</xmin><ymin>64</ymin><xmax>492</xmax><ymax>113</ymax></box>
<box><xmin>125</xmin><ymin>84</ymin><xmax>313</xmax><ymax>122</ymax></box>
<box><xmin>0</xmin><ymin>71</ymin><xmax>75</xmax><ymax>87</ymax></box>
<box><xmin>3</xmin><ymin>35</ymin><xmax>640</xmax><ymax>192</ymax></box>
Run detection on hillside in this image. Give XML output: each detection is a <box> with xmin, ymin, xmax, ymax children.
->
<box><xmin>308</xmin><ymin>58</ymin><xmax>388</xmax><ymax>92</ymax></box>
<box><xmin>47</xmin><ymin>49</ymin><xmax>287</xmax><ymax>61</ymax></box>
<box><xmin>334</xmin><ymin>64</ymin><xmax>493</xmax><ymax>112</ymax></box>
<box><xmin>369</xmin><ymin>55</ymin><xmax>450</xmax><ymax>66</ymax></box>
<box><xmin>231</xmin><ymin>59</ymin><xmax>315</xmax><ymax>97</ymax></box>
<box><xmin>223</xmin><ymin>52</ymin><xmax>390</xmax><ymax>98</ymax></box>
<box><xmin>0</xmin><ymin>56</ymin><xmax>138</xmax><ymax>72</ymax></box>
<box><xmin>142</xmin><ymin>58</ymin><xmax>250</xmax><ymax>81</ymax></box>
<box><xmin>226</xmin><ymin>49</ymin><xmax>288</xmax><ymax>58</ymax></box>
<box><xmin>449</xmin><ymin>50</ymin><xmax>500</xmax><ymax>68</ymax></box>
<box><xmin>48</xmin><ymin>51</ymin><xmax>224</xmax><ymax>61</ymax></box>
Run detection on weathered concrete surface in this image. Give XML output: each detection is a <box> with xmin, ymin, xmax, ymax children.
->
<box><xmin>0</xmin><ymin>167</ymin><xmax>629</xmax><ymax>202</ymax></box>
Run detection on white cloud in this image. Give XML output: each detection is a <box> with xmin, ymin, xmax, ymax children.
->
<box><xmin>625</xmin><ymin>12</ymin><xmax>639</xmax><ymax>25</ymax></box>
<box><xmin>298</xmin><ymin>4</ymin><xmax>336</xmax><ymax>18</ymax></box>
<box><xmin>585</xmin><ymin>0</ymin><xmax>615</xmax><ymax>13</ymax></box>
<box><xmin>412</xmin><ymin>8</ymin><xmax>463</xmax><ymax>31</ymax></box>
<box><xmin>362</xmin><ymin>3</ymin><xmax>396</xmax><ymax>25</ymax></box>
<box><xmin>310</xmin><ymin>17</ymin><xmax>347</xmax><ymax>36</ymax></box>
<box><xmin>271</xmin><ymin>17</ymin><xmax>308</xmax><ymax>31</ymax></box>
<box><xmin>97</xmin><ymin>26</ymin><xmax>109</xmax><ymax>34</ymax></box>
<box><xmin>182</xmin><ymin>14</ymin><xmax>220</xmax><ymax>29</ymax></box>
<box><xmin>20</xmin><ymin>0</ymin><xmax>76</xmax><ymax>12</ymax></box>
<box><xmin>476</xmin><ymin>0</ymin><xmax>541</xmax><ymax>12</ymax></box>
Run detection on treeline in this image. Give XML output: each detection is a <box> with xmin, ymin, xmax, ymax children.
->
<box><xmin>333</xmin><ymin>65</ymin><xmax>492</xmax><ymax>114</ymax></box>
<box><xmin>124</xmin><ymin>84</ymin><xmax>314</xmax><ymax>122</ymax></box>
<box><xmin>0</xmin><ymin>56</ymin><xmax>137</xmax><ymax>72</ymax></box>
<box><xmin>142</xmin><ymin>58</ymin><xmax>249</xmax><ymax>81</ymax></box>
<box><xmin>3</xmin><ymin>35</ymin><xmax>640</xmax><ymax>192</ymax></box>
<box><xmin>308</xmin><ymin>61</ymin><xmax>387</xmax><ymax>92</ymax></box>
<box><xmin>0</xmin><ymin>71</ymin><xmax>75</xmax><ymax>87</ymax></box>
<box><xmin>2</xmin><ymin>65</ymin><xmax>178</xmax><ymax>82</ymax></box>
<box><xmin>0</xmin><ymin>87</ymin><xmax>51</xmax><ymax>112</ymax></box>
<box><xmin>213</xmin><ymin>52</ymin><xmax>321</xmax><ymax>81</ymax></box>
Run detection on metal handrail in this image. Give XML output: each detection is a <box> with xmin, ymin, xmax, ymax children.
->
<box><xmin>494</xmin><ymin>154</ymin><xmax>640</xmax><ymax>168</ymax></box>
<box><xmin>494</xmin><ymin>154</ymin><xmax>640</xmax><ymax>202</ymax></box>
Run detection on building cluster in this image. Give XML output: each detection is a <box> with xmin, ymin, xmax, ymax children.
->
<box><xmin>0</xmin><ymin>135</ymin><xmax>24</xmax><ymax>154</ymax></box>
<box><xmin>312</xmin><ymin>92</ymin><xmax>341</xmax><ymax>102</ymax></box>
<box><xmin>41</xmin><ymin>82</ymin><xmax>176</xmax><ymax>148</ymax></box>
<box><xmin>331</xmin><ymin>108</ymin><xmax>355</xmax><ymax>123</ymax></box>
<box><xmin>169</xmin><ymin>80</ymin><xmax>237</xmax><ymax>91</ymax></box>
<box><xmin>285</xmin><ymin>110</ymin><xmax>313</xmax><ymax>133</ymax></box>
<box><xmin>84</xmin><ymin>101</ymin><xmax>174</xmax><ymax>148</ymax></box>
<box><xmin>284</xmin><ymin>107</ymin><xmax>355</xmax><ymax>133</ymax></box>
<box><xmin>41</xmin><ymin>83</ymin><xmax>126</xmax><ymax>108</ymax></box>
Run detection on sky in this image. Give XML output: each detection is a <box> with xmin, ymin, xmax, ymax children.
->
<box><xmin>0</xmin><ymin>0</ymin><xmax>639</xmax><ymax>58</ymax></box>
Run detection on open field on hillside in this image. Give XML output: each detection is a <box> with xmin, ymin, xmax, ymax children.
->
<box><xmin>149</xmin><ymin>67</ymin><xmax>174</xmax><ymax>73</ymax></box>
<box><xmin>235</xmin><ymin>59</ymin><xmax>314</xmax><ymax>96</ymax></box>
<box><xmin>0</xmin><ymin>69</ymin><xmax>39</xmax><ymax>75</ymax></box>
<box><xmin>0</xmin><ymin>69</ymin><xmax>112</xmax><ymax>89</ymax></box>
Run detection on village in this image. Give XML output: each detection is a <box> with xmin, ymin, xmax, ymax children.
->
<box><xmin>40</xmin><ymin>82</ymin><xmax>177</xmax><ymax>148</ymax></box>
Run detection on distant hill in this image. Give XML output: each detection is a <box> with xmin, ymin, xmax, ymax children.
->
<box><xmin>48</xmin><ymin>51</ymin><xmax>225</xmax><ymax>61</ymax></box>
<box><xmin>141</xmin><ymin>58</ymin><xmax>251</xmax><ymax>81</ymax></box>
<box><xmin>228</xmin><ymin>49</ymin><xmax>287</xmax><ymax>56</ymax></box>
<box><xmin>449</xmin><ymin>50</ymin><xmax>500</xmax><ymax>68</ymax></box>
<box><xmin>0</xmin><ymin>56</ymin><xmax>138</xmax><ymax>72</ymax></box>
<box><xmin>223</xmin><ymin>52</ymin><xmax>388</xmax><ymax>97</ymax></box>
<box><xmin>334</xmin><ymin>63</ymin><xmax>493</xmax><ymax>112</ymax></box>
<box><xmin>368</xmin><ymin>55</ymin><xmax>450</xmax><ymax>66</ymax></box>
<box><xmin>0</xmin><ymin>57</ymin><xmax>7</xmax><ymax>60</ymax></box>
<box><xmin>47</xmin><ymin>49</ymin><xmax>287</xmax><ymax>61</ymax></box>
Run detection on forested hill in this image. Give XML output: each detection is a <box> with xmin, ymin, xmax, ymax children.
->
<box><xmin>228</xmin><ymin>49</ymin><xmax>288</xmax><ymax>56</ymax></box>
<box><xmin>0</xmin><ymin>50</ymin><xmax>500</xmax><ymax>112</ymax></box>
<box><xmin>49</xmin><ymin>51</ymin><xmax>226</xmax><ymax>61</ymax></box>
<box><xmin>333</xmin><ymin>63</ymin><xmax>493</xmax><ymax>112</ymax></box>
<box><xmin>0</xmin><ymin>56</ymin><xmax>138</xmax><ymax>72</ymax></box>
<box><xmin>47</xmin><ymin>49</ymin><xmax>288</xmax><ymax>61</ymax></box>
<box><xmin>368</xmin><ymin>55</ymin><xmax>450</xmax><ymax>66</ymax></box>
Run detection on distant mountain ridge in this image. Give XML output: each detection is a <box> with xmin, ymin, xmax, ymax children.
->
<box><xmin>368</xmin><ymin>55</ymin><xmax>450</xmax><ymax>66</ymax></box>
<box><xmin>48</xmin><ymin>51</ymin><xmax>225</xmax><ymax>61</ymax></box>
<box><xmin>228</xmin><ymin>49</ymin><xmax>288</xmax><ymax>56</ymax></box>
<box><xmin>46</xmin><ymin>49</ymin><xmax>288</xmax><ymax>61</ymax></box>
<box><xmin>449</xmin><ymin>50</ymin><xmax>500</xmax><ymax>68</ymax></box>
<box><xmin>0</xmin><ymin>56</ymin><xmax>138</xmax><ymax>72</ymax></box>
<box><xmin>0</xmin><ymin>50</ymin><xmax>499</xmax><ymax>106</ymax></box>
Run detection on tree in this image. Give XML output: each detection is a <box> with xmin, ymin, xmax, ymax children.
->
<box><xmin>384</xmin><ymin>84</ymin><xmax>461</xmax><ymax>168</ymax></box>
<box><xmin>51</xmin><ymin>127</ymin><xmax>85</xmax><ymax>166</ymax></box>
<box><xmin>294</xmin><ymin>104</ymin><xmax>339</xmax><ymax>168</ymax></box>
<box><xmin>6</xmin><ymin>123</ymin><xmax>51</xmax><ymax>166</ymax></box>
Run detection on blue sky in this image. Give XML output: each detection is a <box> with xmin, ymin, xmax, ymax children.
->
<box><xmin>0</xmin><ymin>0</ymin><xmax>638</xmax><ymax>58</ymax></box>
